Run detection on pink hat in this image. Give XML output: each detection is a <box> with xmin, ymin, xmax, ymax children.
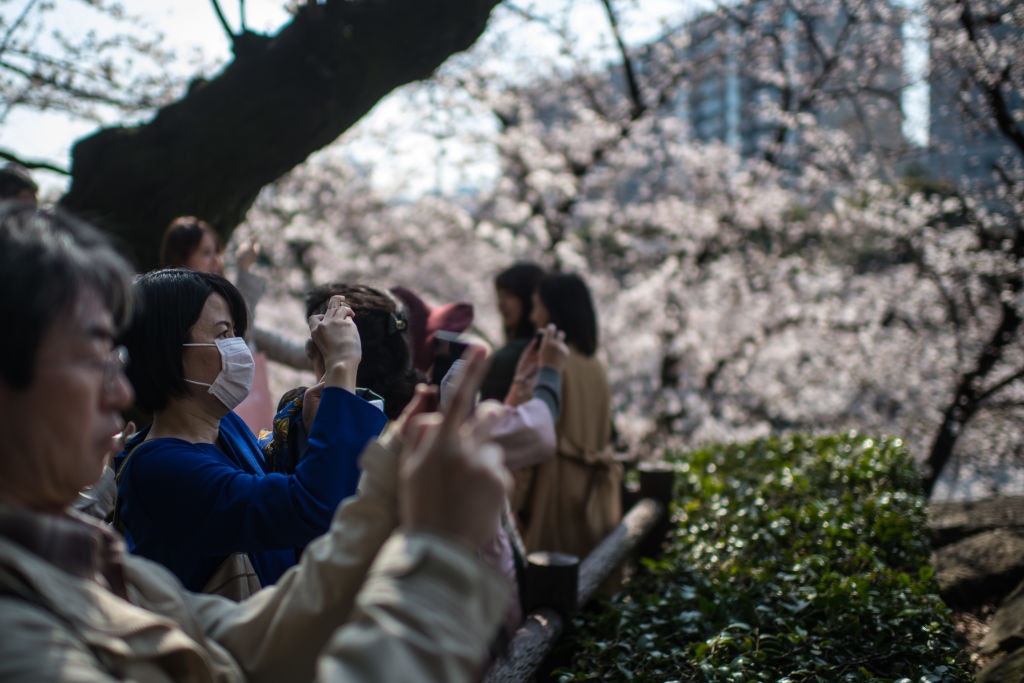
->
<box><xmin>391</xmin><ymin>286</ymin><xmax>474</xmax><ymax>373</ymax></box>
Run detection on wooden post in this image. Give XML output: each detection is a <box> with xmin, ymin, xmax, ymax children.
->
<box><xmin>484</xmin><ymin>500</ymin><xmax>667</xmax><ymax>683</ymax></box>
<box><xmin>621</xmin><ymin>481</ymin><xmax>642</xmax><ymax>513</ymax></box>
<box><xmin>637</xmin><ymin>462</ymin><xmax>675</xmax><ymax>558</ymax></box>
<box><xmin>638</xmin><ymin>462</ymin><xmax>675</xmax><ymax>506</ymax></box>
<box><xmin>482</xmin><ymin>607</ymin><xmax>564</xmax><ymax>683</ymax></box>
<box><xmin>577</xmin><ymin>498</ymin><xmax>662</xmax><ymax>605</ymax></box>
<box><xmin>523</xmin><ymin>551</ymin><xmax>579</xmax><ymax>622</ymax></box>
<box><xmin>618</xmin><ymin>450</ymin><xmax>643</xmax><ymax>512</ymax></box>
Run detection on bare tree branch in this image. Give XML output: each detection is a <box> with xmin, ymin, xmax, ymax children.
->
<box><xmin>598</xmin><ymin>0</ymin><xmax>644</xmax><ymax>116</ymax></box>
<box><xmin>977</xmin><ymin>365</ymin><xmax>1024</xmax><ymax>406</ymax></box>
<box><xmin>0</xmin><ymin>0</ymin><xmax>40</xmax><ymax>58</ymax></box>
<box><xmin>210</xmin><ymin>0</ymin><xmax>236</xmax><ymax>45</ymax></box>
<box><xmin>0</xmin><ymin>148</ymin><xmax>69</xmax><ymax>176</ymax></box>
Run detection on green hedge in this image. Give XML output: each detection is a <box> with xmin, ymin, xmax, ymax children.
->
<box><xmin>554</xmin><ymin>433</ymin><xmax>972</xmax><ymax>682</ymax></box>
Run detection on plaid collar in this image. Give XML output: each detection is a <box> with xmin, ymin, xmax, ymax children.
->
<box><xmin>0</xmin><ymin>504</ymin><xmax>129</xmax><ymax>599</ymax></box>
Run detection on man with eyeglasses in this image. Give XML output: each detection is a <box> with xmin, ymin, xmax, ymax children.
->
<box><xmin>0</xmin><ymin>203</ymin><xmax>512</xmax><ymax>681</ymax></box>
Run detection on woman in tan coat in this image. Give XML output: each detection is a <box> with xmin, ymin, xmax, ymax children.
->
<box><xmin>515</xmin><ymin>272</ymin><xmax>622</xmax><ymax>560</ymax></box>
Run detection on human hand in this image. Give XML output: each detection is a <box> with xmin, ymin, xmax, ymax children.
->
<box><xmin>309</xmin><ymin>295</ymin><xmax>361</xmax><ymax>392</ymax></box>
<box><xmin>537</xmin><ymin>324</ymin><xmax>569</xmax><ymax>372</ymax></box>
<box><xmin>103</xmin><ymin>420</ymin><xmax>136</xmax><ymax>467</ymax></box>
<box><xmin>118</xmin><ymin>420</ymin><xmax>137</xmax><ymax>446</ymax></box>
<box><xmin>235</xmin><ymin>240</ymin><xmax>261</xmax><ymax>272</ymax></box>
<box><xmin>503</xmin><ymin>336</ymin><xmax>539</xmax><ymax>407</ymax></box>
<box><xmin>511</xmin><ymin>335</ymin><xmax>540</xmax><ymax>387</ymax></box>
<box><xmin>438</xmin><ymin>341</ymin><xmax>490</xmax><ymax>412</ymax></box>
<box><xmin>398</xmin><ymin>346</ymin><xmax>510</xmax><ymax>548</ymax></box>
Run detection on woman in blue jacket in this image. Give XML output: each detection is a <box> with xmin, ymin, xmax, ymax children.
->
<box><xmin>114</xmin><ymin>269</ymin><xmax>386</xmax><ymax>593</ymax></box>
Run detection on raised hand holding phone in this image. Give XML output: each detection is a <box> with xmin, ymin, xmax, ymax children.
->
<box><xmin>398</xmin><ymin>346</ymin><xmax>509</xmax><ymax>548</ymax></box>
<box><xmin>536</xmin><ymin>324</ymin><xmax>569</xmax><ymax>372</ymax></box>
<box><xmin>309</xmin><ymin>294</ymin><xmax>361</xmax><ymax>392</ymax></box>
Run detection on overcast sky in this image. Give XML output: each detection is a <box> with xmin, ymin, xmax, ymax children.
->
<box><xmin>0</xmin><ymin>0</ymin><xmax>291</xmax><ymax>197</ymax></box>
<box><xmin>2</xmin><ymin>0</ymin><xmax>924</xmax><ymax>200</ymax></box>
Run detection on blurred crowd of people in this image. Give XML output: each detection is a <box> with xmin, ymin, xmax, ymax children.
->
<box><xmin>0</xmin><ymin>164</ymin><xmax>621</xmax><ymax>681</ymax></box>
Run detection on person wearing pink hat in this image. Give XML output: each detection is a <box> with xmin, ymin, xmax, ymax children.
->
<box><xmin>390</xmin><ymin>285</ymin><xmax>474</xmax><ymax>375</ymax></box>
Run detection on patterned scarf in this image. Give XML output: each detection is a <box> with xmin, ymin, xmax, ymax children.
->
<box><xmin>260</xmin><ymin>386</ymin><xmax>307</xmax><ymax>474</ymax></box>
<box><xmin>0</xmin><ymin>505</ymin><xmax>129</xmax><ymax>599</ymax></box>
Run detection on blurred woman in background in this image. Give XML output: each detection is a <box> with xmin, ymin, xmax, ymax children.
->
<box><xmin>480</xmin><ymin>262</ymin><xmax>545</xmax><ymax>402</ymax></box>
<box><xmin>514</xmin><ymin>272</ymin><xmax>622</xmax><ymax>561</ymax></box>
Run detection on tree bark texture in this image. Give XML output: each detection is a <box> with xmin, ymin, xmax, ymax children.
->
<box><xmin>59</xmin><ymin>0</ymin><xmax>501</xmax><ymax>270</ymax></box>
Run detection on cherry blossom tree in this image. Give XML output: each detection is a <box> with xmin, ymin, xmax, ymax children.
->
<box><xmin>916</xmin><ymin>0</ymin><xmax>1024</xmax><ymax>494</ymax></box>
<box><xmin>16</xmin><ymin>0</ymin><xmax>1015</xmax><ymax>498</ymax></box>
<box><xmin>1</xmin><ymin>0</ymin><xmax>503</xmax><ymax>268</ymax></box>
<box><xmin>238</xmin><ymin>0</ymin><xmax>1022</xmax><ymax>499</ymax></box>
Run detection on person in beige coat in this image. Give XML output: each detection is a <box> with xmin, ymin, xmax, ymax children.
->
<box><xmin>0</xmin><ymin>203</ymin><xmax>511</xmax><ymax>682</ymax></box>
<box><xmin>514</xmin><ymin>272</ymin><xmax>623</xmax><ymax>561</ymax></box>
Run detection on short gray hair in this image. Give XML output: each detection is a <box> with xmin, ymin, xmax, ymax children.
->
<box><xmin>0</xmin><ymin>202</ymin><xmax>133</xmax><ymax>389</ymax></box>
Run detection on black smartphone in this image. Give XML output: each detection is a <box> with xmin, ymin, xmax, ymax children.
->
<box><xmin>430</xmin><ymin>330</ymin><xmax>470</xmax><ymax>385</ymax></box>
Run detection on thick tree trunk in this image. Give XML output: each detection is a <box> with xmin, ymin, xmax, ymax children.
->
<box><xmin>59</xmin><ymin>0</ymin><xmax>501</xmax><ymax>270</ymax></box>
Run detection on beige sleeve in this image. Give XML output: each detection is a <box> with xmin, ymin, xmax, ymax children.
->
<box><xmin>315</xmin><ymin>533</ymin><xmax>511</xmax><ymax>683</ymax></box>
<box><xmin>189</xmin><ymin>440</ymin><xmax>400</xmax><ymax>683</ymax></box>
<box><xmin>0</xmin><ymin>598</ymin><xmax>122</xmax><ymax>683</ymax></box>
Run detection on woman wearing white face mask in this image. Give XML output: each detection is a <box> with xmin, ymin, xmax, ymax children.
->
<box><xmin>113</xmin><ymin>269</ymin><xmax>386</xmax><ymax>596</ymax></box>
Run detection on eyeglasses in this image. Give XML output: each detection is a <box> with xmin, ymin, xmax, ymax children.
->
<box><xmin>103</xmin><ymin>345</ymin><xmax>130</xmax><ymax>393</ymax></box>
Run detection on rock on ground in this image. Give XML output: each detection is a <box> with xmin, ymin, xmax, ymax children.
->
<box><xmin>930</xmin><ymin>496</ymin><xmax>1024</xmax><ymax>681</ymax></box>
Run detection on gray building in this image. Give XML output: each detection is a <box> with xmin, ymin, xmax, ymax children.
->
<box><xmin>927</xmin><ymin>20</ymin><xmax>1022</xmax><ymax>195</ymax></box>
<box><xmin>677</xmin><ymin>0</ymin><xmax>907</xmax><ymax>160</ymax></box>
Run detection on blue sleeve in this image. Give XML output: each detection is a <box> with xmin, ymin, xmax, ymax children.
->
<box><xmin>125</xmin><ymin>388</ymin><xmax>387</xmax><ymax>556</ymax></box>
<box><xmin>300</xmin><ymin>386</ymin><xmax>387</xmax><ymax>508</ymax></box>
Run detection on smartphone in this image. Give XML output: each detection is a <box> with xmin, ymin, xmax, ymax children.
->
<box><xmin>430</xmin><ymin>330</ymin><xmax>471</xmax><ymax>385</ymax></box>
<box><xmin>433</xmin><ymin>330</ymin><xmax>470</xmax><ymax>359</ymax></box>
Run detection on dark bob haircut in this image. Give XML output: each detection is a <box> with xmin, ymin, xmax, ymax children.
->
<box><xmin>535</xmin><ymin>272</ymin><xmax>599</xmax><ymax>357</ymax></box>
<box><xmin>494</xmin><ymin>261</ymin><xmax>545</xmax><ymax>340</ymax></box>
<box><xmin>159</xmin><ymin>216</ymin><xmax>222</xmax><ymax>268</ymax></box>
<box><xmin>120</xmin><ymin>268</ymin><xmax>248</xmax><ymax>412</ymax></box>
<box><xmin>305</xmin><ymin>283</ymin><xmax>418</xmax><ymax>420</ymax></box>
<box><xmin>0</xmin><ymin>203</ymin><xmax>133</xmax><ymax>390</ymax></box>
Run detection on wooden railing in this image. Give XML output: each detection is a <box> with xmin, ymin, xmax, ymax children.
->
<box><xmin>483</xmin><ymin>464</ymin><xmax>676</xmax><ymax>683</ymax></box>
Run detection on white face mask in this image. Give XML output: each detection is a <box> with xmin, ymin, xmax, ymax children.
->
<box><xmin>183</xmin><ymin>337</ymin><xmax>255</xmax><ymax>411</ymax></box>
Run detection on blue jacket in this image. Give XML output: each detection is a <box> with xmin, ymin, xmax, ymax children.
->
<box><xmin>114</xmin><ymin>387</ymin><xmax>387</xmax><ymax>591</ymax></box>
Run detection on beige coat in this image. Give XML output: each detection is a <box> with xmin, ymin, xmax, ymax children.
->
<box><xmin>517</xmin><ymin>351</ymin><xmax>623</xmax><ymax>560</ymax></box>
<box><xmin>0</xmin><ymin>441</ymin><xmax>509</xmax><ymax>682</ymax></box>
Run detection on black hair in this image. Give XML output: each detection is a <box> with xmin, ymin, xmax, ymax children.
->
<box><xmin>495</xmin><ymin>261</ymin><xmax>545</xmax><ymax>340</ymax></box>
<box><xmin>536</xmin><ymin>272</ymin><xmax>599</xmax><ymax>356</ymax></box>
<box><xmin>159</xmin><ymin>216</ymin><xmax>222</xmax><ymax>267</ymax></box>
<box><xmin>305</xmin><ymin>283</ymin><xmax>419</xmax><ymax>420</ymax></box>
<box><xmin>120</xmin><ymin>268</ymin><xmax>248</xmax><ymax>412</ymax></box>
<box><xmin>0</xmin><ymin>164</ymin><xmax>38</xmax><ymax>200</ymax></box>
<box><xmin>0</xmin><ymin>203</ymin><xmax>133</xmax><ymax>389</ymax></box>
